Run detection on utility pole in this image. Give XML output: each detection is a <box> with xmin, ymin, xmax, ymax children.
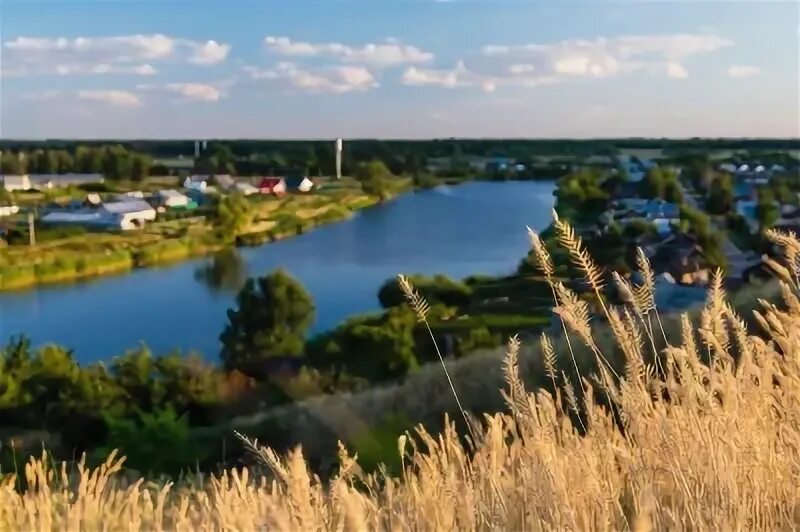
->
<box><xmin>28</xmin><ymin>211</ymin><xmax>35</xmax><ymax>247</ymax></box>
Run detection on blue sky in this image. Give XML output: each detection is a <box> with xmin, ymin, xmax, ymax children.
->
<box><xmin>1</xmin><ymin>0</ymin><xmax>798</xmax><ymax>139</ymax></box>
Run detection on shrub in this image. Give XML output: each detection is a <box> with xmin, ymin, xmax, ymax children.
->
<box><xmin>378</xmin><ymin>274</ymin><xmax>472</xmax><ymax>309</ymax></box>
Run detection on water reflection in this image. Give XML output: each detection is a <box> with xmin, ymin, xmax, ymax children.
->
<box><xmin>194</xmin><ymin>249</ymin><xmax>247</xmax><ymax>293</ymax></box>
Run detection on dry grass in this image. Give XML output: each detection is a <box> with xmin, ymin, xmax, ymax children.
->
<box><xmin>2</xmin><ymin>224</ymin><xmax>800</xmax><ymax>530</ymax></box>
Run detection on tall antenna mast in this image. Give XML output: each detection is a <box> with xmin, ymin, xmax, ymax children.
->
<box><xmin>335</xmin><ymin>138</ymin><xmax>342</xmax><ymax>180</ymax></box>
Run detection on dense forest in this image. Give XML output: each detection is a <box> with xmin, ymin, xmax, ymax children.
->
<box><xmin>1</xmin><ymin>138</ymin><xmax>798</xmax><ymax>179</ymax></box>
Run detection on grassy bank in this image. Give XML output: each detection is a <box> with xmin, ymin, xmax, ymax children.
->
<box><xmin>0</xmin><ymin>184</ymin><xmax>395</xmax><ymax>292</ymax></box>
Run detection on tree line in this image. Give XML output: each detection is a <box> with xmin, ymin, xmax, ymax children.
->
<box><xmin>1</xmin><ymin>145</ymin><xmax>153</xmax><ymax>181</ymax></box>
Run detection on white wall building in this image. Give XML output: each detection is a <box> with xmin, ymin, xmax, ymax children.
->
<box><xmin>101</xmin><ymin>200</ymin><xmax>157</xmax><ymax>230</ymax></box>
<box><xmin>0</xmin><ymin>205</ymin><xmax>20</xmax><ymax>217</ymax></box>
<box><xmin>2</xmin><ymin>175</ymin><xmax>32</xmax><ymax>192</ymax></box>
<box><xmin>156</xmin><ymin>189</ymin><xmax>191</xmax><ymax>208</ymax></box>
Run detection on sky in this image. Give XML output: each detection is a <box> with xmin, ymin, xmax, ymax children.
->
<box><xmin>1</xmin><ymin>0</ymin><xmax>798</xmax><ymax>139</ymax></box>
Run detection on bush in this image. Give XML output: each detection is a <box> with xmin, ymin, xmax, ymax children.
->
<box><xmin>93</xmin><ymin>407</ymin><xmax>214</xmax><ymax>477</ymax></box>
<box><xmin>378</xmin><ymin>274</ymin><xmax>473</xmax><ymax>309</ymax></box>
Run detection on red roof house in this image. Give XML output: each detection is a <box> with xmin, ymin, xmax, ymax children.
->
<box><xmin>258</xmin><ymin>177</ymin><xmax>287</xmax><ymax>196</ymax></box>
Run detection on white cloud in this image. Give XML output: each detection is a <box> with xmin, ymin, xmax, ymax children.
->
<box><xmin>727</xmin><ymin>65</ymin><xmax>761</xmax><ymax>78</ymax></box>
<box><xmin>402</xmin><ymin>60</ymin><xmax>555</xmax><ymax>92</ymax></box>
<box><xmin>264</xmin><ymin>36</ymin><xmax>433</xmax><ymax>66</ymax></box>
<box><xmin>164</xmin><ymin>83</ymin><xmax>222</xmax><ymax>101</ymax></box>
<box><xmin>189</xmin><ymin>40</ymin><xmax>231</xmax><ymax>65</ymax></box>
<box><xmin>3</xmin><ymin>34</ymin><xmax>230</xmax><ymax>77</ymax></box>
<box><xmin>246</xmin><ymin>63</ymin><xmax>378</xmax><ymax>93</ymax></box>
<box><xmin>666</xmin><ymin>62</ymin><xmax>689</xmax><ymax>79</ymax></box>
<box><xmin>135</xmin><ymin>81</ymin><xmax>229</xmax><ymax>102</ymax></box>
<box><xmin>402</xmin><ymin>61</ymin><xmax>471</xmax><ymax>88</ymax></box>
<box><xmin>77</xmin><ymin>90</ymin><xmax>141</xmax><ymax>107</ymax></box>
<box><xmin>406</xmin><ymin>32</ymin><xmax>730</xmax><ymax>91</ymax></box>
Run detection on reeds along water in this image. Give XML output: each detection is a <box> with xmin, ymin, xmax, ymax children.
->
<box><xmin>1</xmin><ymin>221</ymin><xmax>799</xmax><ymax>530</ymax></box>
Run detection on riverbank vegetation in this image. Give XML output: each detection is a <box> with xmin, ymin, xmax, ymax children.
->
<box><xmin>0</xmin><ymin>180</ymin><xmax>398</xmax><ymax>291</ymax></box>
<box><xmin>0</xmin><ymin>228</ymin><xmax>798</xmax><ymax>529</ymax></box>
<box><xmin>0</xmin><ymin>249</ymin><xmax>556</xmax><ymax>479</ymax></box>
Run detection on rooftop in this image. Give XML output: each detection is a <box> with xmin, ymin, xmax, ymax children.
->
<box><xmin>102</xmin><ymin>200</ymin><xmax>155</xmax><ymax>215</ymax></box>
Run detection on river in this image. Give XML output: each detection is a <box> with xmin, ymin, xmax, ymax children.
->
<box><xmin>0</xmin><ymin>181</ymin><xmax>556</xmax><ymax>364</ymax></box>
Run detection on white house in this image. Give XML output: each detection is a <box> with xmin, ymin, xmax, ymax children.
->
<box><xmin>0</xmin><ymin>205</ymin><xmax>19</xmax><ymax>217</ymax></box>
<box><xmin>85</xmin><ymin>193</ymin><xmax>103</xmax><ymax>207</ymax></box>
<box><xmin>156</xmin><ymin>189</ymin><xmax>191</xmax><ymax>208</ymax></box>
<box><xmin>101</xmin><ymin>200</ymin><xmax>157</xmax><ymax>230</ymax></box>
<box><xmin>120</xmin><ymin>191</ymin><xmax>145</xmax><ymax>199</ymax></box>
<box><xmin>2</xmin><ymin>175</ymin><xmax>32</xmax><ymax>192</ymax></box>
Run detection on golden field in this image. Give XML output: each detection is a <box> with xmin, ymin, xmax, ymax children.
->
<box><xmin>1</xmin><ymin>220</ymin><xmax>799</xmax><ymax>531</ymax></box>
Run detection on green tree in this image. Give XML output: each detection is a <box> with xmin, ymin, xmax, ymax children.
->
<box><xmin>93</xmin><ymin>407</ymin><xmax>212</xmax><ymax>477</ymax></box>
<box><xmin>356</xmin><ymin>160</ymin><xmax>392</xmax><ymax>200</ymax></box>
<box><xmin>378</xmin><ymin>274</ymin><xmax>472</xmax><ymax>309</ymax></box>
<box><xmin>220</xmin><ymin>270</ymin><xmax>316</xmax><ymax>373</ymax></box>
<box><xmin>102</xmin><ymin>145</ymin><xmax>132</xmax><ymax>180</ymax></box>
<box><xmin>55</xmin><ymin>150</ymin><xmax>74</xmax><ymax>173</ymax></box>
<box><xmin>640</xmin><ymin>167</ymin><xmax>666</xmax><ymax>199</ymax></box>
<box><xmin>756</xmin><ymin>187</ymin><xmax>780</xmax><ymax>231</ymax></box>
<box><xmin>308</xmin><ymin>307</ymin><xmax>418</xmax><ymax>382</ymax></box>
<box><xmin>706</xmin><ymin>174</ymin><xmax>734</xmax><ymax>215</ymax></box>
<box><xmin>555</xmin><ymin>168</ymin><xmax>609</xmax><ymax>217</ymax></box>
<box><xmin>131</xmin><ymin>154</ymin><xmax>153</xmax><ymax>181</ymax></box>
<box><xmin>0</xmin><ymin>152</ymin><xmax>24</xmax><ymax>174</ymax></box>
<box><xmin>215</xmin><ymin>193</ymin><xmax>254</xmax><ymax>241</ymax></box>
<box><xmin>75</xmin><ymin>146</ymin><xmax>104</xmax><ymax>173</ymax></box>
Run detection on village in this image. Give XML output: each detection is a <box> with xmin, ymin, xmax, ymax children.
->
<box><xmin>552</xmin><ymin>152</ymin><xmax>798</xmax><ymax>313</ymax></box>
<box><xmin>0</xmin><ymin>171</ymin><xmax>317</xmax><ymax>234</ymax></box>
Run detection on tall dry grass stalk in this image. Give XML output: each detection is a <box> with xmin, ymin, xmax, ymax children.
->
<box><xmin>1</xmin><ymin>230</ymin><xmax>800</xmax><ymax>530</ymax></box>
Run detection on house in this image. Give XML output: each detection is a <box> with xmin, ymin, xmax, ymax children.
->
<box><xmin>100</xmin><ymin>200</ymin><xmax>157</xmax><ymax>230</ymax></box>
<box><xmin>258</xmin><ymin>177</ymin><xmax>287</xmax><ymax>196</ymax></box>
<box><xmin>0</xmin><ymin>205</ymin><xmax>19</xmax><ymax>217</ymax></box>
<box><xmin>120</xmin><ymin>191</ymin><xmax>145</xmax><ymax>199</ymax></box>
<box><xmin>84</xmin><ymin>193</ymin><xmax>103</xmax><ymax>208</ymax></box>
<box><xmin>650</xmin><ymin>235</ymin><xmax>708</xmax><ymax>284</ymax></box>
<box><xmin>607</xmin><ymin>175</ymin><xmax>643</xmax><ymax>200</ymax></box>
<box><xmin>616</xmin><ymin>155</ymin><xmax>649</xmax><ymax>182</ymax></box>
<box><xmin>285</xmin><ymin>175</ymin><xmax>314</xmax><ymax>193</ymax></box>
<box><xmin>643</xmin><ymin>199</ymin><xmax>680</xmax><ymax>221</ymax></box>
<box><xmin>486</xmin><ymin>156</ymin><xmax>515</xmax><ymax>173</ymax></box>
<box><xmin>653</xmin><ymin>273</ymin><xmax>707</xmax><ymax>311</ymax></box>
<box><xmin>734</xmin><ymin>181</ymin><xmax>756</xmax><ymax>200</ymax></box>
<box><xmin>2</xmin><ymin>175</ymin><xmax>32</xmax><ymax>192</ymax></box>
<box><xmin>233</xmin><ymin>182</ymin><xmax>259</xmax><ymax>196</ymax></box>
<box><xmin>185</xmin><ymin>187</ymin><xmax>217</xmax><ymax>205</ymax></box>
<box><xmin>41</xmin><ymin>211</ymin><xmax>104</xmax><ymax>226</ymax></box>
<box><xmin>155</xmin><ymin>189</ymin><xmax>192</xmax><ymax>209</ymax></box>
<box><xmin>184</xmin><ymin>176</ymin><xmax>210</xmax><ymax>191</ymax></box>
<box><xmin>735</xmin><ymin>199</ymin><xmax>757</xmax><ymax>219</ymax></box>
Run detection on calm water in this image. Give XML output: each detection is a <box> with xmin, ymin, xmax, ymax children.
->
<box><xmin>0</xmin><ymin>181</ymin><xmax>555</xmax><ymax>364</ymax></box>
